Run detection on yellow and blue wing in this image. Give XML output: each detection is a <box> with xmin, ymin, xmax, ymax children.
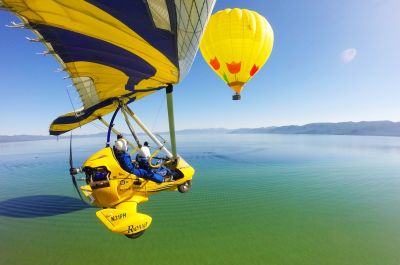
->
<box><xmin>1</xmin><ymin>0</ymin><xmax>215</xmax><ymax>135</ymax></box>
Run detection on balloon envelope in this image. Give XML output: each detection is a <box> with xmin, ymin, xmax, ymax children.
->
<box><xmin>200</xmin><ymin>8</ymin><xmax>274</xmax><ymax>99</ymax></box>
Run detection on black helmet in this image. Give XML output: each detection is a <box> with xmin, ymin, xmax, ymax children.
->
<box><xmin>144</xmin><ymin>141</ymin><xmax>149</xmax><ymax>146</ymax></box>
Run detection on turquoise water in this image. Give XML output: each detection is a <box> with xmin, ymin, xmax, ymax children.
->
<box><xmin>1</xmin><ymin>134</ymin><xmax>400</xmax><ymax>265</ymax></box>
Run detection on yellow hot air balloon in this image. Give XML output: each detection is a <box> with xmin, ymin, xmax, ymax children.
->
<box><xmin>200</xmin><ymin>8</ymin><xmax>274</xmax><ymax>100</ymax></box>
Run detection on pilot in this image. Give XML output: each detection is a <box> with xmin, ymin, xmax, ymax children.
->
<box><xmin>114</xmin><ymin>136</ymin><xmax>172</xmax><ymax>183</ymax></box>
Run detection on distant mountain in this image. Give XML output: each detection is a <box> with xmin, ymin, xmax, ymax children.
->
<box><xmin>230</xmin><ymin>121</ymin><xmax>400</xmax><ymax>137</ymax></box>
<box><xmin>3</xmin><ymin>121</ymin><xmax>400</xmax><ymax>143</ymax></box>
<box><xmin>0</xmin><ymin>132</ymin><xmax>107</xmax><ymax>143</ymax></box>
<box><xmin>175</xmin><ymin>128</ymin><xmax>230</xmax><ymax>134</ymax></box>
<box><xmin>0</xmin><ymin>128</ymin><xmax>230</xmax><ymax>143</ymax></box>
<box><xmin>0</xmin><ymin>135</ymin><xmax>54</xmax><ymax>143</ymax></box>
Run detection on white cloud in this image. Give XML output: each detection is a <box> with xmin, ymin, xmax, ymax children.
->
<box><xmin>340</xmin><ymin>48</ymin><xmax>357</xmax><ymax>63</ymax></box>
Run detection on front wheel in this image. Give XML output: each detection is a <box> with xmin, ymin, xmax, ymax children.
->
<box><xmin>125</xmin><ymin>230</ymin><xmax>145</xmax><ymax>239</ymax></box>
<box><xmin>178</xmin><ymin>181</ymin><xmax>192</xmax><ymax>193</ymax></box>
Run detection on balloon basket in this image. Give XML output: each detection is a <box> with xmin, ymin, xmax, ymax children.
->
<box><xmin>232</xmin><ymin>94</ymin><xmax>241</xmax><ymax>100</ymax></box>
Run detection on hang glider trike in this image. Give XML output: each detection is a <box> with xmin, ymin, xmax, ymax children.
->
<box><xmin>71</xmin><ymin>99</ymin><xmax>195</xmax><ymax>239</ymax></box>
<box><xmin>1</xmin><ymin>0</ymin><xmax>216</xmax><ymax>238</ymax></box>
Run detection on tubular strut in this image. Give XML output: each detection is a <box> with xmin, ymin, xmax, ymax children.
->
<box><xmin>121</xmin><ymin>106</ymin><xmax>141</xmax><ymax>147</ymax></box>
<box><xmin>166</xmin><ymin>84</ymin><xmax>177</xmax><ymax>160</ymax></box>
<box><xmin>122</xmin><ymin>105</ymin><xmax>173</xmax><ymax>159</ymax></box>
<box><xmin>98</xmin><ymin>117</ymin><xmax>136</xmax><ymax>150</ymax></box>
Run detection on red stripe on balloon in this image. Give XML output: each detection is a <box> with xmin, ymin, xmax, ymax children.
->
<box><xmin>226</xmin><ymin>62</ymin><xmax>241</xmax><ymax>74</ymax></box>
<box><xmin>210</xmin><ymin>57</ymin><xmax>220</xmax><ymax>70</ymax></box>
<box><xmin>250</xmin><ymin>64</ymin><xmax>259</xmax><ymax>76</ymax></box>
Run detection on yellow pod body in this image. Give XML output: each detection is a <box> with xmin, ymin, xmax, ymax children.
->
<box><xmin>82</xmin><ymin>147</ymin><xmax>135</xmax><ymax>207</ymax></box>
<box><xmin>96</xmin><ymin>201</ymin><xmax>152</xmax><ymax>236</ymax></box>
<box><xmin>200</xmin><ymin>8</ymin><xmax>274</xmax><ymax>97</ymax></box>
<box><xmin>80</xmin><ymin>147</ymin><xmax>195</xmax><ymax>236</ymax></box>
<box><xmin>82</xmin><ymin>147</ymin><xmax>195</xmax><ymax>207</ymax></box>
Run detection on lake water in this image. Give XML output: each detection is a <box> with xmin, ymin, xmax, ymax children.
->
<box><xmin>1</xmin><ymin>134</ymin><xmax>400</xmax><ymax>265</ymax></box>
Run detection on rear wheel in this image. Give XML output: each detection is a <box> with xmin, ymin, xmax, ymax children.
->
<box><xmin>178</xmin><ymin>181</ymin><xmax>192</xmax><ymax>193</ymax></box>
<box><xmin>125</xmin><ymin>230</ymin><xmax>145</xmax><ymax>239</ymax></box>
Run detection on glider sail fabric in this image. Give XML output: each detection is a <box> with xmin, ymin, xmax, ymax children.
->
<box><xmin>1</xmin><ymin>0</ymin><xmax>215</xmax><ymax>135</ymax></box>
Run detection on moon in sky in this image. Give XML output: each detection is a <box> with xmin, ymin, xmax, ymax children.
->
<box><xmin>340</xmin><ymin>48</ymin><xmax>357</xmax><ymax>63</ymax></box>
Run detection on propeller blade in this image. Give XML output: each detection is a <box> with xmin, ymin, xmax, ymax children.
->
<box><xmin>71</xmin><ymin>173</ymin><xmax>84</xmax><ymax>201</ymax></box>
<box><xmin>69</xmin><ymin>133</ymin><xmax>84</xmax><ymax>202</ymax></box>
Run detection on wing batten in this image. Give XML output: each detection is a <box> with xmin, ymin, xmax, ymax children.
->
<box><xmin>2</xmin><ymin>0</ymin><xmax>216</xmax><ymax>135</ymax></box>
<box><xmin>32</xmin><ymin>23</ymin><xmax>159</xmax><ymax>92</ymax></box>
<box><xmin>85</xmin><ymin>0</ymin><xmax>180</xmax><ymax>68</ymax></box>
<box><xmin>49</xmin><ymin>86</ymin><xmax>166</xmax><ymax>136</ymax></box>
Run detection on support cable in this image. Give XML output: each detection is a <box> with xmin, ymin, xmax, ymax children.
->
<box><xmin>123</xmin><ymin>105</ymin><xmax>173</xmax><ymax>159</ymax></box>
<box><xmin>65</xmin><ymin>86</ymin><xmax>82</xmax><ymax>129</ymax></box>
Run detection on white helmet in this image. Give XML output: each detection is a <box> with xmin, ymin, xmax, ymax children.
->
<box><xmin>115</xmin><ymin>138</ymin><xmax>128</xmax><ymax>152</ymax></box>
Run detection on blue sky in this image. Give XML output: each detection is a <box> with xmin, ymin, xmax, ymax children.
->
<box><xmin>1</xmin><ymin>0</ymin><xmax>399</xmax><ymax>135</ymax></box>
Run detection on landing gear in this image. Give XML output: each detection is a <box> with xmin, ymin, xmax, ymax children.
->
<box><xmin>178</xmin><ymin>180</ymin><xmax>192</xmax><ymax>193</ymax></box>
<box><xmin>125</xmin><ymin>230</ymin><xmax>145</xmax><ymax>239</ymax></box>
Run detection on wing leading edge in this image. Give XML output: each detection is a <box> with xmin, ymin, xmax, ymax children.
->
<box><xmin>1</xmin><ymin>0</ymin><xmax>215</xmax><ymax>135</ymax></box>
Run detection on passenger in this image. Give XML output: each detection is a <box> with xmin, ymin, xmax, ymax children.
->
<box><xmin>137</xmin><ymin>141</ymin><xmax>151</xmax><ymax>170</ymax></box>
<box><xmin>114</xmin><ymin>137</ymin><xmax>171</xmax><ymax>183</ymax></box>
<box><xmin>135</xmin><ymin>141</ymin><xmax>179</xmax><ymax>180</ymax></box>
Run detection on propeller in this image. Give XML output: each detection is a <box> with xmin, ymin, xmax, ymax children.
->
<box><xmin>69</xmin><ymin>134</ymin><xmax>84</xmax><ymax>202</ymax></box>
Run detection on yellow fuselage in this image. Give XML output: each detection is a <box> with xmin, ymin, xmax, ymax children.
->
<box><xmin>79</xmin><ymin>147</ymin><xmax>194</xmax><ymax>237</ymax></box>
